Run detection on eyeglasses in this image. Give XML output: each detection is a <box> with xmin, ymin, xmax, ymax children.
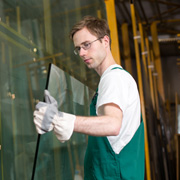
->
<box><xmin>74</xmin><ymin>37</ymin><xmax>102</xmax><ymax>55</ymax></box>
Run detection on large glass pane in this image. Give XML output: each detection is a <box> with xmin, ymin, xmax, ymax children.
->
<box><xmin>33</xmin><ymin>64</ymin><xmax>94</xmax><ymax>180</ymax></box>
<box><xmin>0</xmin><ymin>0</ymin><xmax>106</xmax><ymax>179</ymax></box>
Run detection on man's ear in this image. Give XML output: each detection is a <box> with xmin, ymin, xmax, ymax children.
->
<box><xmin>103</xmin><ymin>35</ymin><xmax>110</xmax><ymax>47</ymax></box>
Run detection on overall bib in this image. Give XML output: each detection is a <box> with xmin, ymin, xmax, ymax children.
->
<box><xmin>84</xmin><ymin>67</ymin><xmax>145</xmax><ymax>180</ymax></box>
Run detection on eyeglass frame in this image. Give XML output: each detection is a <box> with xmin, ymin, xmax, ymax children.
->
<box><xmin>73</xmin><ymin>37</ymin><xmax>103</xmax><ymax>55</ymax></box>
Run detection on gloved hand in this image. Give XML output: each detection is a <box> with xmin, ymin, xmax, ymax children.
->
<box><xmin>33</xmin><ymin>90</ymin><xmax>76</xmax><ymax>142</ymax></box>
<box><xmin>33</xmin><ymin>90</ymin><xmax>58</xmax><ymax>134</ymax></box>
<box><xmin>53</xmin><ymin>111</ymin><xmax>76</xmax><ymax>142</ymax></box>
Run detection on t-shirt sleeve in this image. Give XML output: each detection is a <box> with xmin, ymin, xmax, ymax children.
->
<box><xmin>96</xmin><ymin>70</ymin><xmax>130</xmax><ymax>115</ymax></box>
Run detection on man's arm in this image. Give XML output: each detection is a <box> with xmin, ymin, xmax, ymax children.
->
<box><xmin>74</xmin><ymin>103</ymin><xmax>123</xmax><ymax>136</ymax></box>
<box><xmin>34</xmin><ymin>91</ymin><xmax>123</xmax><ymax>142</ymax></box>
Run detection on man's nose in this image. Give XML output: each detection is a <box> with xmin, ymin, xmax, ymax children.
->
<box><xmin>79</xmin><ymin>48</ymin><xmax>87</xmax><ymax>57</ymax></box>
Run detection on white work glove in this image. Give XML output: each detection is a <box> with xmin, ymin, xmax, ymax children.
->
<box><xmin>33</xmin><ymin>90</ymin><xmax>58</xmax><ymax>134</ymax></box>
<box><xmin>53</xmin><ymin>111</ymin><xmax>76</xmax><ymax>142</ymax></box>
<box><xmin>33</xmin><ymin>90</ymin><xmax>76</xmax><ymax>142</ymax></box>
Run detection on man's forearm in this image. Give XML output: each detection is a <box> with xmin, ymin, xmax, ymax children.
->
<box><xmin>74</xmin><ymin>115</ymin><xmax>121</xmax><ymax>136</ymax></box>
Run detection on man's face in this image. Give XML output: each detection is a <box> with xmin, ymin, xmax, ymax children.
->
<box><xmin>73</xmin><ymin>27</ymin><xmax>107</xmax><ymax>70</ymax></box>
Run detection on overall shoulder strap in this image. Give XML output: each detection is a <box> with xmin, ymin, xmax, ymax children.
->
<box><xmin>111</xmin><ymin>67</ymin><xmax>123</xmax><ymax>70</ymax></box>
<box><xmin>111</xmin><ymin>66</ymin><xmax>130</xmax><ymax>74</ymax></box>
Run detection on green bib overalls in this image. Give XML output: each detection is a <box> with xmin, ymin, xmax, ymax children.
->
<box><xmin>84</xmin><ymin>67</ymin><xmax>145</xmax><ymax>180</ymax></box>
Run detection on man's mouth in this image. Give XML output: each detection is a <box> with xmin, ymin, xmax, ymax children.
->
<box><xmin>84</xmin><ymin>58</ymin><xmax>91</xmax><ymax>63</ymax></box>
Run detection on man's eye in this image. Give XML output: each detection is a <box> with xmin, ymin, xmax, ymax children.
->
<box><xmin>83</xmin><ymin>43</ymin><xmax>90</xmax><ymax>48</ymax></box>
<box><xmin>75</xmin><ymin>47</ymin><xmax>80</xmax><ymax>51</ymax></box>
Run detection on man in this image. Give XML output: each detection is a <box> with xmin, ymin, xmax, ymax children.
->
<box><xmin>34</xmin><ymin>16</ymin><xmax>145</xmax><ymax>180</ymax></box>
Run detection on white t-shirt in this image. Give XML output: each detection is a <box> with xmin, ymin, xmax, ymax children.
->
<box><xmin>96</xmin><ymin>64</ymin><xmax>141</xmax><ymax>154</ymax></box>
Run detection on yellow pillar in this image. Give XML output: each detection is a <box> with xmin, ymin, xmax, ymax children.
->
<box><xmin>16</xmin><ymin>6</ymin><xmax>21</xmax><ymax>34</ymax></box>
<box><xmin>130</xmin><ymin>3</ymin><xmax>152</xmax><ymax>180</ymax></box>
<box><xmin>104</xmin><ymin>0</ymin><xmax>121</xmax><ymax>65</ymax></box>
<box><xmin>75</xmin><ymin>0</ymin><xmax>86</xmax><ymax>80</ymax></box>
<box><xmin>1</xmin><ymin>42</ymin><xmax>5</xmax><ymax>64</ymax></box>
<box><xmin>0</xmin><ymin>93</ymin><xmax>4</xmax><ymax>180</ymax></box>
<box><xmin>151</xmin><ymin>22</ymin><xmax>165</xmax><ymax>103</ymax></box>
<box><xmin>139</xmin><ymin>23</ymin><xmax>148</xmax><ymax>78</ymax></box>
<box><xmin>121</xmin><ymin>23</ymin><xmax>133</xmax><ymax>74</ymax></box>
<box><xmin>43</xmin><ymin>0</ymin><xmax>53</xmax><ymax>54</ymax></box>
<box><xmin>6</xmin><ymin>16</ymin><xmax>10</xmax><ymax>26</ymax></box>
<box><xmin>151</xmin><ymin>50</ymin><xmax>160</xmax><ymax>119</ymax></box>
<box><xmin>97</xmin><ymin>10</ymin><xmax>102</xmax><ymax>19</ymax></box>
<box><xmin>145</xmin><ymin>37</ymin><xmax>156</xmax><ymax>111</ymax></box>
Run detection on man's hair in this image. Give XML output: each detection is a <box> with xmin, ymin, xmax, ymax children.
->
<box><xmin>70</xmin><ymin>16</ymin><xmax>111</xmax><ymax>45</ymax></box>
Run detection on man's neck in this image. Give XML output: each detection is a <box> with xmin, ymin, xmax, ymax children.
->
<box><xmin>95</xmin><ymin>53</ymin><xmax>117</xmax><ymax>76</ymax></box>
